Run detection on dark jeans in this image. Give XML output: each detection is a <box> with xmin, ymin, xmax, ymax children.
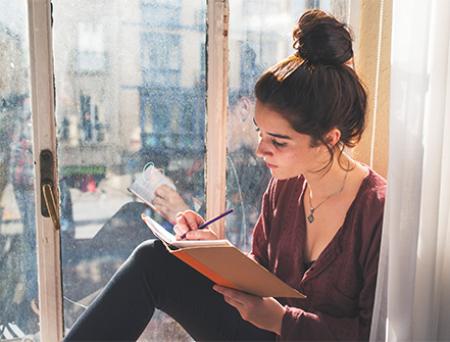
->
<box><xmin>64</xmin><ymin>240</ymin><xmax>275</xmax><ymax>341</ymax></box>
<box><xmin>61</xmin><ymin>202</ymin><xmax>157</xmax><ymax>304</ymax></box>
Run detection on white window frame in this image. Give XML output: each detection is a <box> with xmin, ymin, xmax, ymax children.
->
<box><xmin>27</xmin><ymin>0</ymin><xmax>63</xmax><ymax>341</ymax></box>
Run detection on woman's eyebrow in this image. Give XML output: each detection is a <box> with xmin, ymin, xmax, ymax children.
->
<box><xmin>268</xmin><ymin>132</ymin><xmax>292</xmax><ymax>140</ymax></box>
<box><xmin>253</xmin><ymin>117</ymin><xmax>292</xmax><ymax>140</ymax></box>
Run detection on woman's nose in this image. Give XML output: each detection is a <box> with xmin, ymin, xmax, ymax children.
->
<box><xmin>255</xmin><ymin>140</ymin><xmax>272</xmax><ymax>158</ymax></box>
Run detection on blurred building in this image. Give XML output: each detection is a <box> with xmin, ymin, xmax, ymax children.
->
<box><xmin>0</xmin><ymin>23</ymin><xmax>28</xmax><ymax>203</ymax></box>
<box><xmin>54</xmin><ymin>0</ymin><xmax>207</xmax><ymax>184</ymax></box>
<box><xmin>52</xmin><ymin>0</ymin><xmax>343</xmax><ymax>187</ymax></box>
<box><xmin>53</xmin><ymin>0</ymin><xmax>310</xmax><ymax>183</ymax></box>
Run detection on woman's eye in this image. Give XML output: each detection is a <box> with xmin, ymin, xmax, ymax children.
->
<box><xmin>255</xmin><ymin>128</ymin><xmax>263</xmax><ymax>139</ymax></box>
<box><xmin>272</xmin><ymin>140</ymin><xmax>287</xmax><ymax>148</ymax></box>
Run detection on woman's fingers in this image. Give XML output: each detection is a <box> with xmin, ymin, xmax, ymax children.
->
<box><xmin>152</xmin><ymin>196</ymin><xmax>165</xmax><ymax>207</ymax></box>
<box><xmin>183</xmin><ymin>228</ymin><xmax>217</xmax><ymax>240</ymax></box>
<box><xmin>187</xmin><ymin>210</ymin><xmax>205</xmax><ymax>226</ymax></box>
<box><xmin>213</xmin><ymin>285</ymin><xmax>248</xmax><ymax>303</ymax></box>
<box><xmin>173</xmin><ymin>210</ymin><xmax>206</xmax><ymax>239</ymax></box>
<box><xmin>154</xmin><ymin>185</ymin><xmax>172</xmax><ymax>199</ymax></box>
<box><xmin>152</xmin><ymin>188</ymin><xmax>190</xmax><ymax>224</ymax></box>
<box><xmin>172</xmin><ymin>211</ymin><xmax>220</xmax><ymax>240</ymax></box>
<box><xmin>155</xmin><ymin>185</ymin><xmax>178</xmax><ymax>201</ymax></box>
<box><xmin>174</xmin><ymin>215</ymin><xmax>190</xmax><ymax>237</ymax></box>
<box><xmin>180</xmin><ymin>210</ymin><xmax>205</xmax><ymax>230</ymax></box>
<box><xmin>213</xmin><ymin>285</ymin><xmax>249</xmax><ymax>310</ymax></box>
<box><xmin>153</xmin><ymin>186</ymin><xmax>189</xmax><ymax>210</ymax></box>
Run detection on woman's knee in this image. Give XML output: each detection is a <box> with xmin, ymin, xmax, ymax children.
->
<box><xmin>128</xmin><ymin>239</ymin><xmax>167</xmax><ymax>270</ymax></box>
<box><xmin>118</xmin><ymin>201</ymin><xmax>147</xmax><ymax>213</ymax></box>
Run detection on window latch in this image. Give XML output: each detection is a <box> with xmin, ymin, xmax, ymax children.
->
<box><xmin>40</xmin><ymin>149</ymin><xmax>60</xmax><ymax>230</ymax></box>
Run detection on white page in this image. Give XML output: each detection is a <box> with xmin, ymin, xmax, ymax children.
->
<box><xmin>141</xmin><ymin>214</ymin><xmax>176</xmax><ymax>244</ymax></box>
<box><xmin>141</xmin><ymin>214</ymin><xmax>230</xmax><ymax>248</ymax></box>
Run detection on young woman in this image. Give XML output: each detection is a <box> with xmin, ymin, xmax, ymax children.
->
<box><xmin>64</xmin><ymin>9</ymin><xmax>386</xmax><ymax>341</ymax></box>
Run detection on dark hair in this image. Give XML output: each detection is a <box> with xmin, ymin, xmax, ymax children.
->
<box><xmin>254</xmin><ymin>9</ymin><xmax>367</xmax><ymax>172</ymax></box>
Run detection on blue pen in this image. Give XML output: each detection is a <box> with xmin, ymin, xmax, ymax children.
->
<box><xmin>180</xmin><ymin>208</ymin><xmax>234</xmax><ymax>239</ymax></box>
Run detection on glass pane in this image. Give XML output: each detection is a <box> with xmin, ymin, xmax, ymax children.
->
<box><xmin>227</xmin><ymin>0</ymin><xmax>349</xmax><ymax>251</ymax></box>
<box><xmin>53</xmin><ymin>0</ymin><xmax>206</xmax><ymax>339</ymax></box>
<box><xmin>0</xmin><ymin>1</ymin><xmax>40</xmax><ymax>340</ymax></box>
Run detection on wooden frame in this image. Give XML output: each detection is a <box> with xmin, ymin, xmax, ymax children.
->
<box><xmin>353</xmin><ymin>0</ymin><xmax>392</xmax><ymax>178</ymax></box>
<box><xmin>27</xmin><ymin>0</ymin><xmax>63</xmax><ymax>341</ymax></box>
<box><xmin>205</xmin><ymin>0</ymin><xmax>229</xmax><ymax>238</ymax></box>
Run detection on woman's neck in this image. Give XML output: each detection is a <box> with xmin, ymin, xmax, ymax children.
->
<box><xmin>304</xmin><ymin>153</ymin><xmax>354</xmax><ymax>201</ymax></box>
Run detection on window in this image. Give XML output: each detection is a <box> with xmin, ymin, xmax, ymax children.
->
<box><xmin>76</xmin><ymin>23</ymin><xmax>106</xmax><ymax>73</ymax></box>
<box><xmin>141</xmin><ymin>32</ymin><xmax>181</xmax><ymax>86</ymax></box>
<box><xmin>0</xmin><ymin>0</ymin><xmax>352</xmax><ymax>340</ymax></box>
<box><xmin>140</xmin><ymin>0</ymin><xmax>181</xmax><ymax>28</ymax></box>
<box><xmin>53</xmin><ymin>0</ymin><xmax>205</xmax><ymax>340</ymax></box>
<box><xmin>79</xmin><ymin>94</ymin><xmax>104</xmax><ymax>143</ymax></box>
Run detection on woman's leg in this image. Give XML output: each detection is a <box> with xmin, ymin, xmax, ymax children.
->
<box><xmin>64</xmin><ymin>240</ymin><xmax>275</xmax><ymax>341</ymax></box>
<box><xmin>61</xmin><ymin>202</ymin><xmax>156</xmax><ymax>305</ymax></box>
<box><xmin>81</xmin><ymin>202</ymin><xmax>156</xmax><ymax>261</ymax></box>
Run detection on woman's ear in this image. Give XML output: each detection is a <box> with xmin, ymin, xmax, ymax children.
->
<box><xmin>325</xmin><ymin>128</ymin><xmax>341</xmax><ymax>147</ymax></box>
<box><xmin>344</xmin><ymin>57</ymin><xmax>354</xmax><ymax>69</ymax></box>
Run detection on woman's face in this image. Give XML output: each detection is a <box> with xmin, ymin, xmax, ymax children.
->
<box><xmin>254</xmin><ymin>101</ymin><xmax>326</xmax><ymax>180</ymax></box>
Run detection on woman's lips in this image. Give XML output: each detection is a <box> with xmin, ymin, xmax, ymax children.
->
<box><xmin>265</xmin><ymin>162</ymin><xmax>278</xmax><ymax>169</ymax></box>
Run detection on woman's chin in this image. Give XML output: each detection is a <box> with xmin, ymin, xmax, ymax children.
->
<box><xmin>270</xmin><ymin>169</ymin><xmax>298</xmax><ymax>180</ymax></box>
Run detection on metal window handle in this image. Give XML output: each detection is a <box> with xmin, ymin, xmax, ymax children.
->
<box><xmin>42</xmin><ymin>183</ymin><xmax>60</xmax><ymax>231</ymax></box>
<box><xmin>40</xmin><ymin>149</ymin><xmax>60</xmax><ymax>231</ymax></box>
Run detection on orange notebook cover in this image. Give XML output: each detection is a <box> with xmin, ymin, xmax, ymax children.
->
<box><xmin>142</xmin><ymin>214</ymin><xmax>305</xmax><ymax>298</ymax></box>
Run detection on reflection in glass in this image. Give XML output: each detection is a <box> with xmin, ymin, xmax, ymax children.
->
<box><xmin>53</xmin><ymin>1</ymin><xmax>205</xmax><ymax>339</ymax></box>
<box><xmin>226</xmin><ymin>0</ymin><xmax>349</xmax><ymax>251</ymax></box>
<box><xmin>0</xmin><ymin>1</ymin><xmax>39</xmax><ymax>340</ymax></box>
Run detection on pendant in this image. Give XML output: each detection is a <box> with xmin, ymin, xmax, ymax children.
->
<box><xmin>307</xmin><ymin>210</ymin><xmax>315</xmax><ymax>223</ymax></box>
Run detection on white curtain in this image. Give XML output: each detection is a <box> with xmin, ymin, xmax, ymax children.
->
<box><xmin>370</xmin><ymin>0</ymin><xmax>450</xmax><ymax>340</ymax></box>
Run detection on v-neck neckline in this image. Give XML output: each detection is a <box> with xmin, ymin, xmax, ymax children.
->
<box><xmin>298</xmin><ymin>169</ymin><xmax>373</xmax><ymax>281</ymax></box>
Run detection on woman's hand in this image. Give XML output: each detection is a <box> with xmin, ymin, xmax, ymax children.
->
<box><xmin>152</xmin><ymin>185</ymin><xmax>190</xmax><ymax>224</ymax></box>
<box><xmin>173</xmin><ymin>210</ymin><xmax>218</xmax><ymax>240</ymax></box>
<box><xmin>213</xmin><ymin>285</ymin><xmax>286</xmax><ymax>335</ymax></box>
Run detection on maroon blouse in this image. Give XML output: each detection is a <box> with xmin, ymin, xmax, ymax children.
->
<box><xmin>251</xmin><ymin>168</ymin><xmax>386</xmax><ymax>341</ymax></box>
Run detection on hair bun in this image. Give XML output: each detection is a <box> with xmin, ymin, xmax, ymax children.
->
<box><xmin>293</xmin><ymin>9</ymin><xmax>353</xmax><ymax>66</ymax></box>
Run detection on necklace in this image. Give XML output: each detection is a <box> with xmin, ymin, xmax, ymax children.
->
<box><xmin>307</xmin><ymin>168</ymin><xmax>349</xmax><ymax>224</ymax></box>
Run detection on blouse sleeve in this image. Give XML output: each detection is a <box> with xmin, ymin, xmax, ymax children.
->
<box><xmin>280</xmin><ymin>216</ymin><xmax>383</xmax><ymax>341</ymax></box>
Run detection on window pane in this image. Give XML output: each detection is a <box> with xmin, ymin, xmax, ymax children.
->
<box><xmin>53</xmin><ymin>0</ymin><xmax>206</xmax><ymax>339</ymax></box>
<box><xmin>0</xmin><ymin>1</ymin><xmax>40</xmax><ymax>340</ymax></box>
<box><xmin>227</xmin><ymin>0</ymin><xmax>349</xmax><ymax>251</ymax></box>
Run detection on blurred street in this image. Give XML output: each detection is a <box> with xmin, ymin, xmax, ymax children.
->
<box><xmin>0</xmin><ymin>174</ymin><xmax>135</xmax><ymax>239</ymax></box>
